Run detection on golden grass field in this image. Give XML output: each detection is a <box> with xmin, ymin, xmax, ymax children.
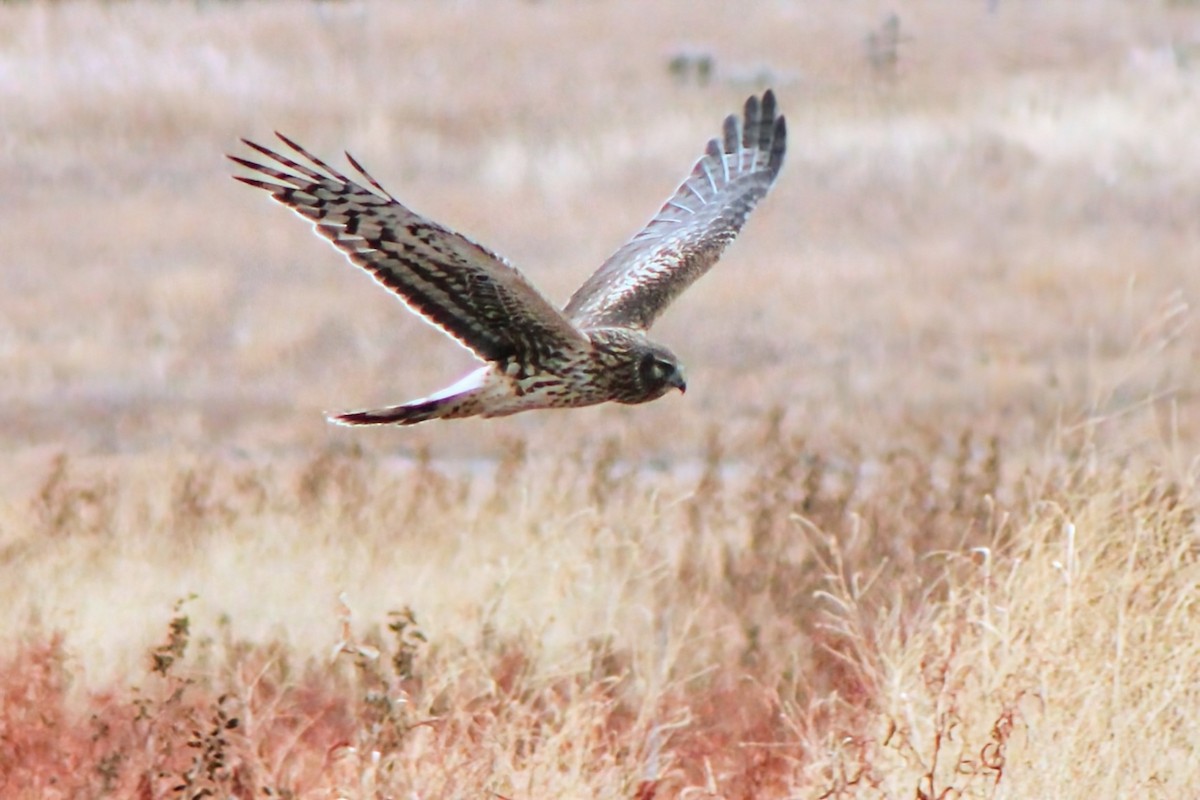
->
<box><xmin>2</xmin><ymin>0</ymin><xmax>1200</xmax><ymax>797</ymax></box>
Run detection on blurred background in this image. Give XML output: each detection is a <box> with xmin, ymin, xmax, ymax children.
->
<box><xmin>2</xmin><ymin>0</ymin><xmax>1197</xmax><ymax>469</ymax></box>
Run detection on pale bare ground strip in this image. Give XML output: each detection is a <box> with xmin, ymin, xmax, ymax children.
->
<box><xmin>0</xmin><ymin>1</ymin><xmax>1199</xmax><ymax>798</ymax></box>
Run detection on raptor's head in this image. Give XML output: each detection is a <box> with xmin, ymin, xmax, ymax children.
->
<box><xmin>635</xmin><ymin>345</ymin><xmax>687</xmax><ymax>401</ymax></box>
<box><xmin>588</xmin><ymin>329</ymin><xmax>687</xmax><ymax>404</ymax></box>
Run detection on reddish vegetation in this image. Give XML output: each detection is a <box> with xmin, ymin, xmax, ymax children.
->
<box><xmin>0</xmin><ymin>431</ymin><xmax>1102</xmax><ymax>797</ymax></box>
<box><xmin>0</xmin><ymin>619</ymin><xmax>797</xmax><ymax>798</ymax></box>
<box><xmin>4</xmin><ymin>415</ymin><xmax>1199</xmax><ymax>798</ymax></box>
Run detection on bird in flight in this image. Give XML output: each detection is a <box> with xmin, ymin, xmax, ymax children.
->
<box><xmin>230</xmin><ymin>91</ymin><xmax>785</xmax><ymax>426</ymax></box>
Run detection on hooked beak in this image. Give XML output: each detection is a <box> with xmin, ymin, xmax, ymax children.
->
<box><xmin>670</xmin><ymin>370</ymin><xmax>687</xmax><ymax>394</ymax></box>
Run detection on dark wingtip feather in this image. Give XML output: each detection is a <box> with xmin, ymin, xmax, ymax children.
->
<box><xmin>762</xmin><ymin>89</ymin><xmax>777</xmax><ymax>115</ymax></box>
<box><xmin>230</xmin><ymin>174</ymin><xmax>278</xmax><ymax>191</ymax></box>
<box><xmin>743</xmin><ymin>93</ymin><xmax>760</xmax><ymax>119</ymax></box>
<box><xmin>722</xmin><ymin>114</ymin><xmax>739</xmax><ymax>154</ymax></box>
<box><xmin>227</xmin><ymin>154</ymin><xmax>264</xmax><ymax>172</ymax></box>
<box><xmin>344</xmin><ymin>150</ymin><xmax>366</xmax><ymax>174</ymax></box>
<box><xmin>345</xmin><ymin>149</ymin><xmax>398</xmax><ymax>202</ymax></box>
<box><xmin>769</xmin><ymin>115</ymin><xmax>787</xmax><ymax>176</ymax></box>
<box><xmin>741</xmin><ymin>94</ymin><xmax>760</xmax><ymax>150</ymax></box>
<box><xmin>265</xmin><ymin>131</ymin><xmax>348</xmax><ymax>181</ymax></box>
<box><xmin>273</xmin><ymin>131</ymin><xmax>303</xmax><ymax>152</ymax></box>
<box><xmin>758</xmin><ymin>93</ymin><xmax>774</xmax><ymax>151</ymax></box>
<box><xmin>239</xmin><ymin>137</ymin><xmax>283</xmax><ymax>161</ymax></box>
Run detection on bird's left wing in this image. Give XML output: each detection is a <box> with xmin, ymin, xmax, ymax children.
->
<box><xmin>563</xmin><ymin>91</ymin><xmax>786</xmax><ymax>331</ymax></box>
<box><xmin>230</xmin><ymin>134</ymin><xmax>590</xmax><ymax>365</ymax></box>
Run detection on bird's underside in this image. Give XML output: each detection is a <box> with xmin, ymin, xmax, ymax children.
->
<box><xmin>230</xmin><ymin>91</ymin><xmax>786</xmax><ymax>425</ymax></box>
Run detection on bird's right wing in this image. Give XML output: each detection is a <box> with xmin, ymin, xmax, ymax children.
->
<box><xmin>230</xmin><ymin>135</ymin><xmax>590</xmax><ymax>365</ymax></box>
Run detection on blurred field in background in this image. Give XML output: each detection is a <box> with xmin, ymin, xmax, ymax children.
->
<box><xmin>1</xmin><ymin>1</ymin><xmax>1199</xmax><ymax>797</ymax></box>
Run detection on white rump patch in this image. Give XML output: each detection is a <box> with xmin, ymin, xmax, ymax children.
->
<box><xmin>416</xmin><ymin>366</ymin><xmax>492</xmax><ymax>403</ymax></box>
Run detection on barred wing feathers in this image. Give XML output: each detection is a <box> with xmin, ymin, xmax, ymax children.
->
<box><xmin>563</xmin><ymin>91</ymin><xmax>786</xmax><ymax>331</ymax></box>
<box><xmin>229</xmin><ymin>135</ymin><xmax>589</xmax><ymax>365</ymax></box>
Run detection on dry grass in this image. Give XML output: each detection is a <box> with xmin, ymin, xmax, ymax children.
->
<box><xmin>4</xmin><ymin>436</ymin><xmax>1198</xmax><ymax>797</ymax></box>
<box><xmin>1</xmin><ymin>0</ymin><xmax>1199</xmax><ymax>797</ymax></box>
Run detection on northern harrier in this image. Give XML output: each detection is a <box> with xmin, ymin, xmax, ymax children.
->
<box><xmin>230</xmin><ymin>91</ymin><xmax>785</xmax><ymax>425</ymax></box>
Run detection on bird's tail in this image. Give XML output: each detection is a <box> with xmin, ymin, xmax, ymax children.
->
<box><xmin>328</xmin><ymin>394</ymin><xmax>483</xmax><ymax>426</ymax></box>
<box><xmin>328</xmin><ymin>369</ymin><xmax>490</xmax><ymax>427</ymax></box>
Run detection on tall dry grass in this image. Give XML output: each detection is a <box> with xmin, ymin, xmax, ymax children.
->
<box><xmin>2</xmin><ymin>431</ymin><xmax>1197</xmax><ymax>797</ymax></box>
<box><xmin>1</xmin><ymin>0</ymin><xmax>1199</xmax><ymax>797</ymax></box>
